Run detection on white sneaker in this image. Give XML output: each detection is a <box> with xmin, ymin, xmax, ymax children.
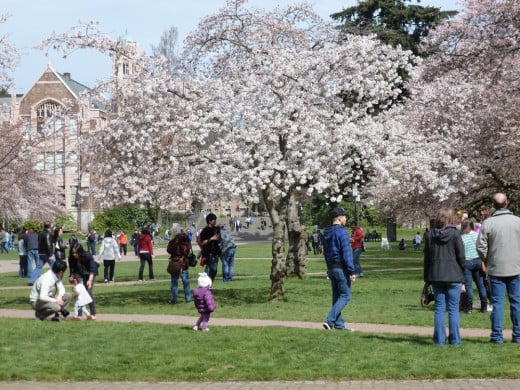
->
<box><xmin>193</xmin><ymin>325</ymin><xmax>199</xmax><ymax>331</ymax></box>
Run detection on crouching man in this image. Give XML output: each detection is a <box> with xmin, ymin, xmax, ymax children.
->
<box><xmin>30</xmin><ymin>260</ymin><xmax>71</xmax><ymax>321</ymax></box>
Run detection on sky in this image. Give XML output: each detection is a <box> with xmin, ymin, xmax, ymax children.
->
<box><xmin>2</xmin><ymin>0</ymin><xmax>463</xmax><ymax>94</ymax></box>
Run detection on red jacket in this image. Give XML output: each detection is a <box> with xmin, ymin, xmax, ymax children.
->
<box><xmin>350</xmin><ymin>227</ymin><xmax>364</xmax><ymax>249</ymax></box>
<box><xmin>138</xmin><ymin>234</ymin><xmax>154</xmax><ymax>255</ymax></box>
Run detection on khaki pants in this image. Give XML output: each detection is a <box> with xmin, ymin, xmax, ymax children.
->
<box><xmin>31</xmin><ymin>293</ymin><xmax>72</xmax><ymax>320</ymax></box>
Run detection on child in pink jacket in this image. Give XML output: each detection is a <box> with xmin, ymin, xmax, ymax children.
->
<box><xmin>193</xmin><ymin>272</ymin><xmax>216</xmax><ymax>331</ymax></box>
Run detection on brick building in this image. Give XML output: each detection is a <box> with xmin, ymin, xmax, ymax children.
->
<box><xmin>0</xmin><ymin>65</ymin><xmax>107</xmax><ymax>230</ymax></box>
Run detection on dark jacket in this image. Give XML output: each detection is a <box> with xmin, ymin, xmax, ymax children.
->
<box><xmin>69</xmin><ymin>252</ymin><xmax>99</xmax><ymax>277</ymax></box>
<box><xmin>424</xmin><ymin>226</ymin><xmax>465</xmax><ymax>283</ymax></box>
<box><xmin>323</xmin><ymin>224</ymin><xmax>354</xmax><ymax>274</ymax></box>
<box><xmin>38</xmin><ymin>230</ymin><xmax>53</xmax><ymax>256</ymax></box>
<box><xmin>25</xmin><ymin>232</ymin><xmax>39</xmax><ymax>251</ymax></box>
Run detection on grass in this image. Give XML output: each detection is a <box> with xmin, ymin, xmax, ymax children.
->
<box><xmin>1</xmin><ymin>240</ymin><xmax>519</xmax><ymax>381</ymax></box>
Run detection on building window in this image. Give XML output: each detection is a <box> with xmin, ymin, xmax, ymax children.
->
<box><xmin>69</xmin><ymin>116</ymin><xmax>78</xmax><ymax>139</ymax></box>
<box><xmin>123</xmin><ymin>63</ymin><xmax>130</xmax><ymax>75</ymax></box>
<box><xmin>22</xmin><ymin>117</ymin><xmax>31</xmax><ymax>140</ymax></box>
<box><xmin>46</xmin><ymin>153</ymin><xmax>55</xmax><ymax>173</ymax></box>
<box><xmin>56</xmin><ymin>152</ymin><xmax>64</xmax><ymax>174</ymax></box>
<box><xmin>36</xmin><ymin>101</ymin><xmax>63</xmax><ymax>136</ymax></box>
<box><xmin>70</xmin><ymin>186</ymin><xmax>79</xmax><ymax>207</ymax></box>
<box><xmin>36</xmin><ymin>154</ymin><xmax>44</xmax><ymax>171</ymax></box>
<box><xmin>69</xmin><ymin>152</ymin><xmax>79</xmax><ymax>174</ymax></box>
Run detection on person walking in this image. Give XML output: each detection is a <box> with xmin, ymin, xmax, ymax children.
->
<box><xmin>25</xmin><ymin>229</ymin><xmax>39</xmax><ymax>286</ymax></box>
<box><xmin>322</xmin><ymin>206</ymin><xmax>356</xmax><ymax>331</ymax></box>
<box><xmin>98</xmin><ymin>230</ymin><xmax>121</xmax><ymax>283</ymax></box>
<box><xmin>198</xmin><ymin>213</ymin><xmax>221</xmax><ymax>282</ymax></box>
<box><xmin>117</xmin><ymin>230</ymin><xmax>128</xmax><ymax>256</ymax></box>
<box><xmin>424</xmin><ymin>208</ymin><xmax>466</xmax><ymax>347</ymax></box>
<box><xmin>30</xmin><ymin>221</ymin><xmax>55</xmax><ymax>284</ymax></box>
<box><xmin>219</xmin><ymin>225</ymin><xmax>236</xmax><ymax>282</ymax></box>
<box><xmin>137</xmin><ymin>228</ymin><xmax>155</xmax><ymax>282</ymax></box>
<box><xmin>460</xmin><ymin>219</ymin><xmax>488</xmax><ymax>313</ymax></box>
<box><xmin>29</xmin><ymin>260</ymin><xmax>71</xmax><ymax>321</ymax></box>
<box><xmin>53</xmin><ymin>227</ymin><xmax>67</xmax><ymax>262</ymax></box>
<box><xmin>350</xmin><ymin>221</ymin><xmax>365</xmax><ymax>277</ymax></box>
<box><xmin>68</xmin><ymin>243</ymin><xmax>98</xmax><ymax>320</ymax></box>
<box><xmin>192</xmin><ymin>272</ymin><xmax>216</xmax><ymax>331</ymax></box>
<box><xmin>476</xmin><ymin>193</ymin><xmax>520</xmax><ymax>344</ymax></box>
<box><xmin>167</xmin><ymin>223</ymin><xmax>192</xmax><ymax>304</ymax></box>
<box><xmin>18</xmin><ymin>232</ymin><xmax>28</xmax><ymax>278</ymax></box>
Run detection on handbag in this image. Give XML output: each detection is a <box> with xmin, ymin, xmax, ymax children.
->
<box><xmin>187</xmin><ymin>251</ymin><xmax>197</xmax><ymax>267</ymax></box>
<box><xmin>421</xmin><ymin>282</ymin><xmax>434</xmax><ymax>307</ymax></box>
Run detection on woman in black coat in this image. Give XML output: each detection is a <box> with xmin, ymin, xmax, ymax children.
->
<box><xmin>424</xmin><ymin>208</ymin><xmax>465</xmax><ymax>347</ymax></box>
<box><xmin>68</xmin><ymin>243</ymin><xmax>99</xmax><ymax>319</ymax></box>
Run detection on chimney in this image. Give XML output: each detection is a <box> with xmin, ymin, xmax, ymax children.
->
<box><xmin>64</xmin><ymin>72</ymin><xmax>71</xmax><ymax>80</ymax></box>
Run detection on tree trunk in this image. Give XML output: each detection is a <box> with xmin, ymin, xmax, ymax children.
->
<box><xmin>269</xmin><ymin>204</ymin><xmax>287</xmax><ymax>302</ymax></box>
<box><xmin>386</xmin><ymin>214</ymin><xmax>397</xmax><ymax>242</ymax></box>
<box><xmin>286</xmin><ymin>193</ymin><xmax>307</xmax><ymax>278</ymax></box>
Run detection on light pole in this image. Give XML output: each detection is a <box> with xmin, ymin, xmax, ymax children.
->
<box><xmin>352</xmin><ymin>186</ymin><xmax>360</xmax><ymax>226</ymax></box>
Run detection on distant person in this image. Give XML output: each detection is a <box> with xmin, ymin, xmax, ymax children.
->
<box><xmin>131</xmin><ymin>230</ymin><xmax>140</xmax><ymax>256</ymax></box>
<box><xmin>192</xmin><ymin>272</ymin><xmax>216</xmax><ymax>331</ymax></box>
<box><xmin>18</xmin><ymin>232</ymin><xmax>28</xmax><ymax>278</ymax></box>
<box><xmin>68</xmin><ymin>273</ymin><xmax>94</xmax><ymax>321</ymax></box>
<box><xmin>117</xmin><ymin>230</ymin><xmax>128</xmax><ymax>256</ymax></box>
<box><xmin>350</xmin><ymin>222</ymin><xmax>364</xmax><ymax>277</ymax></box>
<box><xmin>414</xmin><ymin>232</ymin><xmax>422</xmax><ymax>251</ymax></box>
<box><xmin>167</xmin><ymin>223</ymin><xmax>192</xmax><ymax>304</ymax></box>
<box><xmin>86</xmin><ymin>229</ymin><xmax>98</xmax><ymax>255</ymax></box>
<box><xmin>29</xmin><ymin>260</ymin><xmax>71</xmax><ymax>321</ymax></box>
<box><xmin>137</xmin><ymin>228</ymin><xmax>155</xmax><ymax>282</ymax></box>
<box><xmin>322</xmin><ymin>207</ymin><xmax>356</xmax><ymax>331</ymax></box>
<box><xmin>219</xmin><ymin>225</ymin><xmax>236</xmax><ymax>282</ymax></box>
<box><xmin>477</xmin><ymin>193</ymin><xmax>520</xmax><ymax>344</ymax></box>
<box><xmin>198</xmin><ymin>213</ymin><xmax>221</xmax><ymax>282</ymax></box>
<box><xmin>1</xmin><ymin>228</ymin><xmax>9</xmax><ymax>253</ymax></box>
<box><xmin>98</xmin><ymin>230</ymin><xmax>121</xmax><ymax>283</ymax></box>
<box><xmin>424</xmin><ymin>208</ymin><xmax>465</xmax><ymax>346</ymax></box>
<box><xmin>30</xmin><ymin>221</ymin><xmax>55</xmax><ymax>284</ymax></box>
<box><xmin>398</xmin><ymin>239</ymin><xmax>407</xmax><ymax>250</ymax></box>
<box><xmin>25</xmin><ymin>229</ymin><xmax>39</xmax><ymax>286</ymax></box>
<box><xmin>460</xmin><ymin>219</ymin><xmax>488</xmax><ymax>313</ymax></box>
<box><xmin>53</xmin><ymin>226</ymin><xmax>67</xmax><ymax>261</ymax></box>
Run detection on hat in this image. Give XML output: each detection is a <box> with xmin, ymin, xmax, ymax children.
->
<box><xmin>197</xmin><ymin>272</ymin><xmax>212</xmax><ymax>288</ymax></box>
<box><xmin>171</xmin><ymin>223</ymin><xmax>182</xmax><ymax>235</ymax></box>
<box><xmin>330</xmin><ymin>207</ymin><xmax>348</xmax><ymax>219</ymax></box>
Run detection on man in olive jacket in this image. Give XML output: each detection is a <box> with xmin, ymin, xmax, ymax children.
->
<box><xmin>477</xmin><ymin>193</ymin><xmax>520</xmax><ymax>344</ymax></box>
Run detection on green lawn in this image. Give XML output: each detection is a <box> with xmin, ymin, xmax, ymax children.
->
<box><xmin>1</xmin><ymin>240</ymin><xmax>519</xmax><ymax>381</ymax></box>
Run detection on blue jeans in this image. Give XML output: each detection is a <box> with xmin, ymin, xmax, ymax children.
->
<box><xmin>352</xmin><ymin>248</ymin><xmax>363</xmax><ymax>276</ymax></box>
<box><xmin>204</xmin><ymin>253</ymin><xmax>219</xmax><ymax>282</ymax></box>
<box><xmin>221</xmin><ymin>247</ymin><xmax>236</xmax><ymax>282</ymax></box>
<box><xmin>432</xmin><ymin>282</ymin><xmax>462</xmax><ymax>346</ymax></box>
<box><xmin>489</xmin><ymin>275</ymin><xmax>520</xmax><ymax>343</ymax></box>
<box><xmin>464</xmin><ymin>258</ymin><xmax>487</xmax><ymax>307</ymax></box>
<box><xmin>29</xmin><ymin>254</ymin><xmax>54</xmax><ymax>284</ymax></box>
<box><xmin>170</xmin><ymin>269</ymin><xmax>191</xmax><ymax>303</ymax></box>
<box><xmin>324</xmin><ymin>268</ymin><xmax>352</xmax><ymax>329</ymax></box>
<box><xmin>26</xmin><ymin>249</ymin><xmax>38</xmax><ymax>281</ymax></box>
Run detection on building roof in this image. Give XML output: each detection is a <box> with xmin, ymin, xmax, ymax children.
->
<box><xmin>57</xmin><ymin>72</ymin><xmax>91</xmax><ymax>97</ymax></box>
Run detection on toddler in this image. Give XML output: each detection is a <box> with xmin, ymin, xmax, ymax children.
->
<box><xmin>193</xmin><ymin>272</ymin><xmax>216</xmax><ymax>331</ymax></box>
<box><xmin>69</xmin><ymin>273</ymin><xmax>94</xmax><ymax>321</ymax></box>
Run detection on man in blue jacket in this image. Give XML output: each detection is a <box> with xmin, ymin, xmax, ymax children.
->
<box><xmin>322</xmin><ymin>206</ymin><xmax>356</xmax><ymax>331</ymax></box>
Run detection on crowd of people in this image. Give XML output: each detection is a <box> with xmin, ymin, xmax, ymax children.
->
<box><xmin>16</xmin><ymin>193</ymin><xmax>520</xmax><ymax>343</ymax></box>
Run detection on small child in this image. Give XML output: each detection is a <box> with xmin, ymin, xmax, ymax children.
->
<box><xmin>193</xmin><ymin>272</ymin><xmax>216</xmax><ymax>331</ymax></box>
<box><xmin>69</xmin><ymin>273</ymin><xmax>94</xmax><ymax>321</ymax></box>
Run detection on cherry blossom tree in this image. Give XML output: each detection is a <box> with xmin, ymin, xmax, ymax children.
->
<box><xmin>41</xmin><ymin>1</ymin><xmax>469</xmax><ymax>300</ymax></box>
<box><xmin>0</xmin><ymin>16</ymin><xmax>59</xmax><ymax>224</ymax></box>
<box><xmin>398</xmin><ymin>0</ymin><xmax>520</xmax><ymax>215</ymax></box>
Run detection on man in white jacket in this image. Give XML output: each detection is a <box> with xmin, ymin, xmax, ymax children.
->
<box><xmin>29</xmin><ymin>260</ymin><xmax>71</xmax><ymax>321</ymax></box>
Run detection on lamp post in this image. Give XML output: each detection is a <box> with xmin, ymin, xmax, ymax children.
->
<box><xmin>352</xmin><ymin>186</ymin><xmax>360</xmax><ymax>226</ymax></box>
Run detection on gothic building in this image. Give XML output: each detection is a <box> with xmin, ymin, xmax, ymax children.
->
<box><xmin>0</xmin><ymin>65</ymin><xmax>107</xmax><ymax>230</ymax></box>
